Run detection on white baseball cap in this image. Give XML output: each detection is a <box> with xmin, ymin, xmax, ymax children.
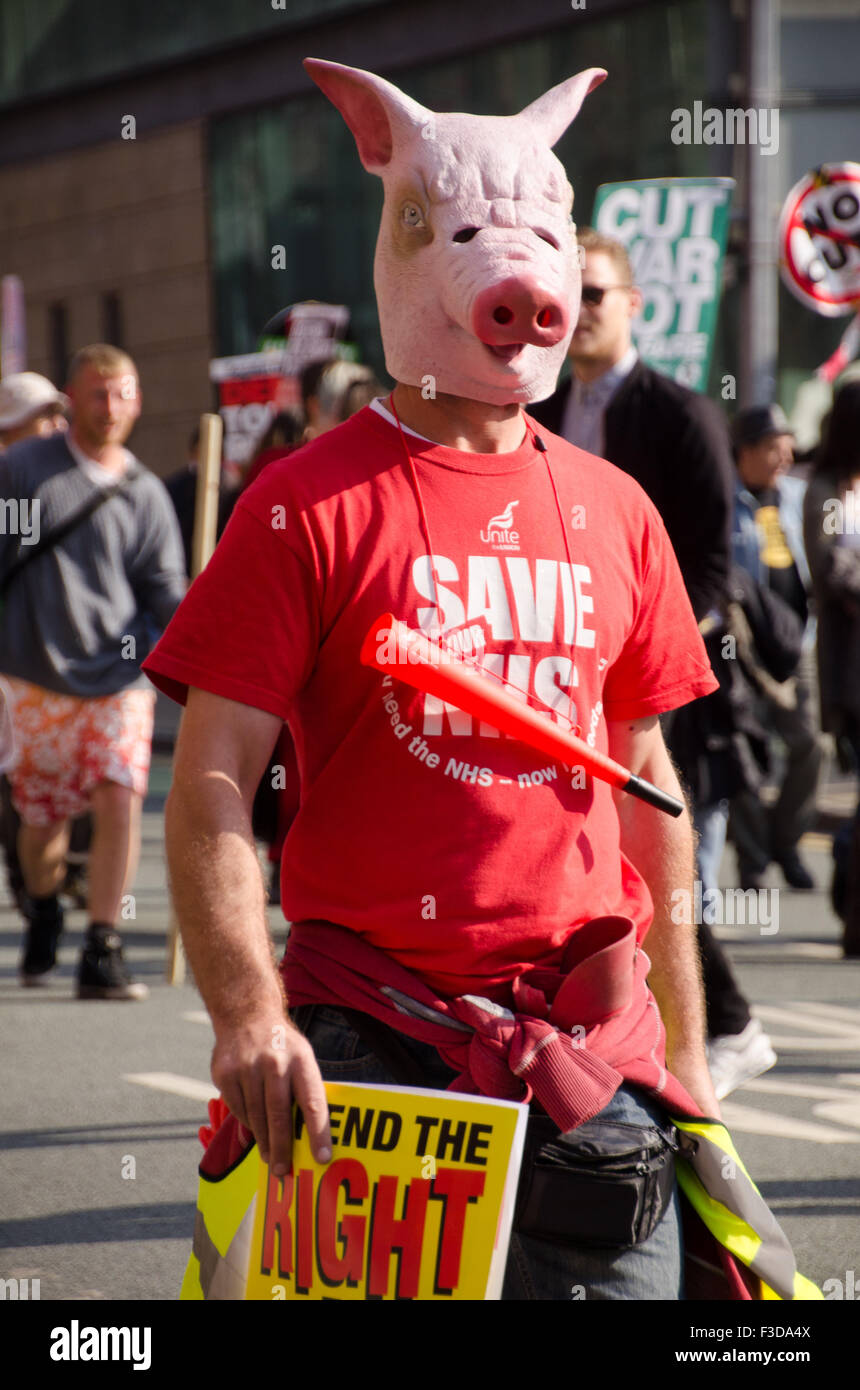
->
<box><xmin>0</xmin><ymin>372</ymin><xmax>69</xmax><ymax>430</ymax></box>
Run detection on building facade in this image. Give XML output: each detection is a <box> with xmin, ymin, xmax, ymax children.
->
<box><xmin>0</xmin><ymin>0</ymin><xmax>857</xmax><ymax>472</ymax></box>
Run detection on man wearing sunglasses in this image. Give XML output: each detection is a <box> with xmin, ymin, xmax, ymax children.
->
<box><xmin>533</xmin><ymin>229</ymin><xmax>776</xmax><ymax>1103</ymax></box>
<box><xmin>532</xmin><ymin>227</ymin><xmax>733</xmax><ymax>624</ymax></box>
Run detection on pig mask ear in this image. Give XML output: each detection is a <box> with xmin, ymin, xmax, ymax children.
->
<box><xmin>516</xmin><ymin>68</ymin><xmax>607</xmax><ymax>146</ymax></box>
<box><xmin>304</xmin><ymin>58</ymin><xmax>432</xmax><ymax>173</ymax></box>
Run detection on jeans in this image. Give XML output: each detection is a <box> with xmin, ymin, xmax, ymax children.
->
<box><xmin>693</xmin><ymin>799</ymin><xmax>728</xmax><ymax>895</ymax></box>
<box><xmin>694</xmin><ymin>799</ymin><xmax>752</xmax><ymax>1038</ymax></box>
<box><xmin>300</xmin><ymin>1005</ymin><xmax>683</xmax><ymax>1301</ymax></box>
<box><xmin>729</xmin><ymin>646</ymin><xmax>823</xmax><ymax>873</ymax></box>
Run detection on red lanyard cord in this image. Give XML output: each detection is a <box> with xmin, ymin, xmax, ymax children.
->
<box><xmin>387</xmin><ymin>394</ymin><xmax>579</xmax><ymax>730</ymax></box>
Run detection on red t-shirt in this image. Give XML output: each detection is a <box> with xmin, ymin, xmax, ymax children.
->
<box><xmin>144</xmin><ymin>406</ymin><xmax>716</xmax><ymax>996</ymax></box>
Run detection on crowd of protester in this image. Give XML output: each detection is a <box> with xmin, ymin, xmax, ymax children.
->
<box><xmin>533</xmin><ymin>229</ymin><xmax>859</xmax><ymax>1096</ymax></box>
<box><xmin>241</xmin><ymin>357</ymin><xmax>384</xmax><ymax>902</ymax></box>
<box><xmin>0</xmin><ymin>346</ymin><xmax>185</xmax><ymax>999</ymax></box>
<box><xmin>0</xmin><ymin>279</ymin><xmax>856</xmax><ymax>1100</ymax></box>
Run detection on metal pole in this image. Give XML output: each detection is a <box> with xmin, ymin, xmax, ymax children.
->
<box><xmin>742</xmin><ymin>0</ymin><xmax>781</xmax><ymax>407</ymax></box>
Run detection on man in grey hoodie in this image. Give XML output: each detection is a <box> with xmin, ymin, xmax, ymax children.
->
<box><xmin>0</xmin><ymin>344</ymin><xmax>186</xmax><ymax>998</ymax></box>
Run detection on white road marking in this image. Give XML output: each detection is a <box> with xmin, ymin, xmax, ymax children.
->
<box><xmin>731</xmin><ymin>942</ymin><xmax>842</xmax><ymax>960</ymax></box>
<box><xmin>752</xmin><ymin>1001</ymin><xmax>860</xmax><ymax>1049</ymax></box>
<box><xmin>738</xmin><ymin>1074</ymin><xmax>860</xmax><ymax>1128</ymax></box>
<box><xmin>754</xmin><ymin>1004</ymin><xmax>860</xmax><ymax>1036</ymax></box>
<box><xmin>814</xmin><ymin>1101</ymin><xmax>860</xmax><ymax>1130</ymax></box>
<box><xmin>740</xmin><ymin>1076</ymin><xmax>860</xmax><ymax>1102</ymax></box>
<box><xmin>719</xmin><ymin>1100</ymin><xmax>860</xmax><ymax>1143</ymax></box>
<box><xmin>792</xmin><ymin>1002</ymin><xmax>860</xmax><ymax>1024</ymax></box>
<box><xmin>123</xmin><ymin>1071</ymin><xmax>218</xmax><ymax>1102</ymax></box>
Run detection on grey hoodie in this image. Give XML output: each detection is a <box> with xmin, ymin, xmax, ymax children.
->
<box><xmin>0</xmin><ymin>433</ymin><xmax>186</xmax><ymax>697</ymax></box>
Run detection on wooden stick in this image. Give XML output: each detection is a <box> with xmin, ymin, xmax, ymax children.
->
<box><xmin>190</xmin><ymin>414</ymin><xmax>224</xmax><ymax>581</ymax></box>
<box><xmin>166</xmin><ymin>413</ymin><xmax>224</xmax><ymax>985</ymax></box>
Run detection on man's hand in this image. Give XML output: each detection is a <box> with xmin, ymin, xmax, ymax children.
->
<box><xmin>212</xmin><ymin>1013</ymin><xmax>331</xmax><ymax>1174</ymax></box>
<box><xmin>165</xmin><ymin>687</ymin><xmax>333</xmax><ymax>1169</ymax></box>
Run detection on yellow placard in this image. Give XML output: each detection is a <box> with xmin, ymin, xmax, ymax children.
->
<box><xmin>245</xmin><ymin>1081</ymin><xmax>527</xmax><ymax>1300</ymax></box>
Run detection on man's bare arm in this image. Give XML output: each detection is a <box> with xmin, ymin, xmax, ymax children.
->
<box><xmin>607</xmin><ymin>714</ymin><xmax>720</xmax><ymax>1117</ymax></box>
<box><xmin>165</xmin><ymin>687</ymin><xmax>331</xmax><ymax>1172</ymax></box>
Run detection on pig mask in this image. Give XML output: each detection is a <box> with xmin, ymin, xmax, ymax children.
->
<box><xmin>304</xmin><ymin>58</ymin><xmax>606</xmax><ymax>406</ymax></box>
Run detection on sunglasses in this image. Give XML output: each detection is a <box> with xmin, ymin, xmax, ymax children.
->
<box><xmin>581</xmin><ymin>284</ymin><xmax>632</xmax><ymax>307</ymax></box>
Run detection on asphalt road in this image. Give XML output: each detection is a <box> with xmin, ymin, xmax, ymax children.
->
<box><xmin>1</xmin><ymin>753</ymin><xmax>858</xmax><ymax>1302</ymax></box>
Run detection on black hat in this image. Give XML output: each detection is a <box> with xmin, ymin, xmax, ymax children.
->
<box><xmin>733</xmin><ymin>404</ymin><xmax>794</xmax><ymax>449</ymax></box>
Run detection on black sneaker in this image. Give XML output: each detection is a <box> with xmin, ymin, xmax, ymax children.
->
<box><xmin>77</xmin><ymin>931</ymin><xmax>149</xmax><ymax>1001</ymax></box>
<box><xmin>739</xmin><ymin>869</ymin><xmax>766</xmax><ymax>892</ymax></box>
<box><xmin>61</xmin><ymin>860</ymin><xmax>89</xmax><ymax>910</ymax></box>
<box><xmin>20</xmin><ymin>898</ymin><xmax>64</xmax><ymax>987</ymax></box>
<box><xmin>775</xmin><ymin>850</ymin><xmax>815</xmax><ymax>891</ymax></box>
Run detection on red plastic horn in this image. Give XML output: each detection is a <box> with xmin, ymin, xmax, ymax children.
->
<box><xmin>360</xmin><ymin>614</ymin><xmax>684</xmax><ymax>817</ymax></box>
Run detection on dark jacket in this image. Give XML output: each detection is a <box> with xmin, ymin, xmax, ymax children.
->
<box><xmin>165</xmin><ymin>464</ymin><xmax>238</xmax><ymax>578</ymax></box>
<box><xmin>803</xmin><ymin>469</ymin><xmax>860</xmax><ymax>736</ymax></box>
<box><xmin>532</xmin><ymin>360</ymin><xmax>734</xmax><ymax>622</ymax></box>
<box><xmin>665</xmin><ymin>566</ymin><xmax>805</xmax><ymax>804</ymax></box>
<box><xmin>534</xmin><ymin>360</ymin><xmax>741</xmax><ymax>802</ymax></box>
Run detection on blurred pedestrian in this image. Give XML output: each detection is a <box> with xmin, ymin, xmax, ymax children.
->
<box><xmin>533</xmin><ymin>227</ymin><xmax>776</xmax><ymax>1098</ymax></box>
<box><xmin>729</xmin><ymin>405</ymin><xmax>822</xmax><ymax>891</ymax></box>
<box><xmin>296</xmin><ymin>358</ymin><xmax>332</xmax><ymax>441</ymax></box>
<box><xmin>1</xmin><ymin>382</ymin><xmax>101</xmax><ymax>916</ymax></box>
<box><xmin>0</xmin><ymin>372</ymin><xmax>68</xmax><ymax>451</ymax></box>
<box><xmin>242</xmin><ymin>408</ymin><xmax>304</xmax><ymax>492</ymax></box>
<box><xmin>803</xmin><ymin>381</ymin><xmax>860</xmax><ymax>955</ymax></box>
<box><xmin>243</xmin><ymin>365</ymin><xmax>382</xmax><ymax>901</ymax></box>
<box><xmin>165</xmin><ymin>425</ymin><xmax>238</xmax><ymax>578</ymax></box>
<box><xmin>532</xmin><ymin>227</ymin><xmax>731</xmax><ymax>617</ymax></box>
<box><xmin>0</xmin><ymin>374</ymin><xmax>73</xmax><ymax>906</ymax></box>
<box><xmin>0</xmin><ymin>343</ymin><xmax>186</xmax><ymax>998</ymax></box>
<box><xmin>315</xmin><ymin>361</ymin><xmax>383</xmax><ymax>434</ymax></box>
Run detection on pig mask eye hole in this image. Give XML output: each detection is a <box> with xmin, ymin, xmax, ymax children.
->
<box><xmin>453</xmin><ymin>227</ymin><xmax>479</xmax><ymax>243</ymax></box>
<box><xmin>401</xmin><ymin>203</ymin><xmax>426</xmax><ymax>229</ymax></box>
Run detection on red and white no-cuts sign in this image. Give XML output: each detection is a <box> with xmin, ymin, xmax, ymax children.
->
<box><xmin>779</xmin><ymin>162</ymin><xmax>860</xmax><ymax>316</ymax></box>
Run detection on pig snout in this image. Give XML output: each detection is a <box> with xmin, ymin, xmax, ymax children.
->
<box><xmin>471</xmin><ymin>275</ymin><xmax>570</xmax><ymax>349</ymax></box>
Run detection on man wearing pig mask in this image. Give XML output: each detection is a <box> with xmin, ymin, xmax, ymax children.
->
<box><xmin>146</xmin><ymin>59</ymin><xmax>723</xmax><ymax>1299</ymax></box>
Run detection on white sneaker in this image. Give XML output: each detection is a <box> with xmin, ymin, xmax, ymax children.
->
<box><xmin>706</xmin><ymin>1018</ymin><xmax>777</xmax><ymax>1100</ymax></box>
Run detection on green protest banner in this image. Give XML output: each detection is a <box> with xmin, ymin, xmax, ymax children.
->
<box><xmin>592</xmin><ymin>177</ymin><xmax>734</xmax><ymax>392</ymax></box>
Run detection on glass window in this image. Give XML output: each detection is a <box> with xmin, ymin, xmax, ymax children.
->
<box><xmin>209</xmin><ymin>1</ymin><xmax>713</xmax><ymax>374</ymax></box>
<box><xmin>0</xmin><ymin>0</ymin><xmax>391</xmax><ymax>107</ymax></box>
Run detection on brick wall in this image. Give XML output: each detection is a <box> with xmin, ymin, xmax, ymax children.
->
<box><xmin>0</xmin><ymin>121</ymin><xmax>214</xmax><ymax>478</ymax></box>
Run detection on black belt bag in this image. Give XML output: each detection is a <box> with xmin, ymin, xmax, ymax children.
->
<box><xmin>294</xmin><ymin>1005</ymin><xmax>678</xmax><ymax>1250</ymax></box>
<box><xmin>514</xmin><ymin>1112</ymin><xmax>679</xmax><ymax>1249</ymax></box>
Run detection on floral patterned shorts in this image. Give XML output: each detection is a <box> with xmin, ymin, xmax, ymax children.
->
<box><xmin>5</xmin><ymin>678</ymin><xmax>156</xmax><ymax>826</ymax></box>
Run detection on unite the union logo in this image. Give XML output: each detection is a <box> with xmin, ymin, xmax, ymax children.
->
<box><xmin>480</xmin><ymin>500</ymin><xmax>520</xmax><ymax>551</ymax></box>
